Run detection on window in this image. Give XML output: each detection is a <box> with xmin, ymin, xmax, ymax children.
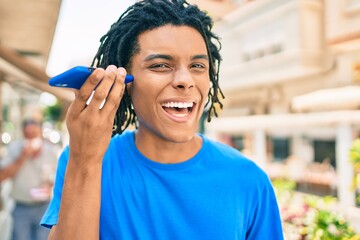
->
<box><xmin>313</xmin><ymin>140</ymin><xmax>336</xmax><ymax>168</ymax></box>
<box><xmin>232</xmin><ymin>135</ymin><xmax>245</xmax><ymax>151</ymax></box>
<box><xmin>271</xmin><ymin>137</ymin><xmax>290</xmax><ymax>162</ymax></box>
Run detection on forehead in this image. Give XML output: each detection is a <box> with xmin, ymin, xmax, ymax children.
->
<box><xmin>136</xmin><ymin>25</ymin><xmax>207</xmax><ymax>56</ymax></box>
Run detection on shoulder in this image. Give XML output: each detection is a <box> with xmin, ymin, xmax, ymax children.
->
<box><xmin>7</xmin><ymin>139</ymin><xmax>24</xmax><ymax>151</ymax></box>
<box><xmin>202</xmin><ymin>135</ymin><xmax>254</xmax><ymax>166</ymax></box>
<box><xmin>201</xmin><ymin>135</ymin><xmax>270</xmax><ymax>183</ymax></box>
<box><xmin>1</xmin><ymin>140</ymin><xmax>24</xmax><ymax>166</ymax></box>
<box><xmin>204</xmin><ymin>136</ymin><xmax>243</xmax><ymax>157</ymax></box>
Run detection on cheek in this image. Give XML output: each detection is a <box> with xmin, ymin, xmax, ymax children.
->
<box><xmin>130</xmin><ymin>83</ymin><xmax>155</xmax><ymax>115</ymax></box>
<box><xmin>200</xmin><ymin>82</ymin><xmax>211</xmax><ymax>109</ymax></box>
<box><xmin>201</xmin><ymin>80</ymin><xmax>211</xmax><ymax>99</ymax></box>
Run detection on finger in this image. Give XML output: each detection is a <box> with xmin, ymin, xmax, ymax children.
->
<box><xmin>86</xmin><ymin>65</ymin><xmax>118</xmax><ymax>111</ymax></box>
<box><xmin>70</xmin><ymin>68</ymin><xmax>105</xmax><ymax>113</ymax></box>
<box><xmin>101</xmin><ymin>67</ymin><xmax>127</xmax><ymax>113</ymax></box>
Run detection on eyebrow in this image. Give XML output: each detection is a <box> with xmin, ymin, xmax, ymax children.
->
<box><xmin>192</xmin><ymin>54</ymin><xmax>209</xmax><ymax>61</ymax></box>
<box><xmin>143</xmin><ymin>54</ymin><xmax>209</xmax><ymax>62</ymax></box>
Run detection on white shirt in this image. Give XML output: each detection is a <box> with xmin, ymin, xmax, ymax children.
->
<box><xmin>1</xmin><ymin>139</ymin><xmax>59</xmax><ymax>204</ymax></box>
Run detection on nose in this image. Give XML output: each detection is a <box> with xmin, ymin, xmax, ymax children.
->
<box><xmin>172</xmin><ymin>68</ymin><xmax>194</xmax><ymax>91</ymax></box>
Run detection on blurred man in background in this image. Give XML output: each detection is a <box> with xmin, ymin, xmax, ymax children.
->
<box><xmin>0</xmin><ymin>119</ymin><xmax>59</xmax><ymax>240</ymax></box>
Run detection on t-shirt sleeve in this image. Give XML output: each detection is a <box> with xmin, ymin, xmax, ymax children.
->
<box><xmin>40</xmin><ymin>146</ymin><xmax>70</xmax><ymax>229</ymax></box>
<box><xmin>246</xmin><ymin>175</ymin><xmax>284</xmax><ymax>240</ymax></box>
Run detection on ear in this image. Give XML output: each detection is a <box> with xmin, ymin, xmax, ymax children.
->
<box><xmin>126</xmin><ymin>82</ymin><xmax>133</xmax><ymax>97</ymax></box>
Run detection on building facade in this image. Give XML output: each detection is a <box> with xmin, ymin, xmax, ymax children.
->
<box><xmin>202</xmin><ymin>0</ymin><xmax>360</xmax><ymax>207</ymax></box>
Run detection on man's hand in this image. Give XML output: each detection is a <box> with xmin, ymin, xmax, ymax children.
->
<box><xmin>66</xmin><ymin>65</ymin><xmax>127</xmax><ymax>166</ymax></box>
<box><xmin>22</xmin><ymin>138</ymin><xmax>43</xmax><ymax>159</ymax></box>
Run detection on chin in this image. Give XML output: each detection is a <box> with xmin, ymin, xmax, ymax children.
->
<box><xmin>161</xmin><ymin>128</ymin><xmax>198</xmax><ymax>144</ymax></box>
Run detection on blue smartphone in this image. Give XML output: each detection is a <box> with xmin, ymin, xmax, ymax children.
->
<box><xmin>48</xmin><ymin>66</ymin><xmax>134</xmax><ymax>89</ymax></box>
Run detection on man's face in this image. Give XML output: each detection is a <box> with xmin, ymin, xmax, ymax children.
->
<box><xmin>129</xmin><ymin>25</ymin><xmax>210</xmax><ymax>143</ymax></box>
<box><xmin>23</xmin><ymin>123</ymin><xmax>42</xmax><ymax>140</ymax></box>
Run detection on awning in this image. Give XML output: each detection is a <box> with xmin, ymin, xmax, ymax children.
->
<box><xmin>0</xmin><ymin>44</ymin><xmax>74</xmax><ymax>102</ymax></box>
<box><xmin>0</xmin><ymin>0</ymin><xmax>73</xmax><ymax>102</ymax></box>
<box><xmin>291</xmin><ymin>86</ymin><xmax>360</xmax><ymax>112</ymax></box>
<box><xmin>207</xmin><ymin>110</ymin><xmax>360</xmax><ymax>133</ymax></box>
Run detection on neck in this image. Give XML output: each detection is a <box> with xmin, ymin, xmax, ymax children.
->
<box><xmin>134</xmin><ymin>130</ymin><xmax>203</xmax><ymax>164</ymax></box>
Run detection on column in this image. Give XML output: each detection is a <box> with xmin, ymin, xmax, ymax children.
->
<box><xmin>253</xmin><ymin>129</ymin><xmax>267</xmax><ymax>170</ymax></box>
<box><xmin>336</xmin><ymin>123</ymin><xmax>355</xmax><ymax>207</ymax></box>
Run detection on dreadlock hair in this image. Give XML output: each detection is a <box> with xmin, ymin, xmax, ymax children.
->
<box><xmin>91</xmin><ymin>0</ymin><xmax>225</xmax><ymax>136</ymax></box>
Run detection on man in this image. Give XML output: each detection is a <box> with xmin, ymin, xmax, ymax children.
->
<box><xmin>41</xmin><ymin>0</ymin><xmax>284</xmax><ymax>239</ymax></box>
<box><xmin>0</xmin><ymin>119</ymin><xmax>58</xmax><ymax>240</ymax></box>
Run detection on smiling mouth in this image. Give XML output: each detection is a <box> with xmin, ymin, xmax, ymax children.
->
<box><xmin>161</xmin><ymin>101</ymin><xmax>195</xmax><ymax>118</ymax></box>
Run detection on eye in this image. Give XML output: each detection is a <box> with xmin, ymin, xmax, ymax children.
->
<box><xmin>192</xmin><ymin>63</ymin><xmax>205</xmax><ymax>68</ymax></box>
<box><xmin>149</xmin><ymin>63</ymin><xmax>170</xmax><ymax>69</ymax></box>
<box><xmin>148</xmin><ymin>63</ymin><xmax>173</xmax><ymax>72</ymax></box>
<box><xmin>190</xmin><ymin>63</ymin><xmax>207</xmax><ymax>72</ymax></box>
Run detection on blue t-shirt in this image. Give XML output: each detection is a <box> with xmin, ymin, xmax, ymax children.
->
<box><xmin>41</xmin><ymin>130</ymin><xmax>283</xmax><ymax>239</ymax></box>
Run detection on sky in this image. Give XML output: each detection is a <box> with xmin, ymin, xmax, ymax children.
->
<box><xmin>46</xmin><ymin>0</ymin><xmax>135</xmax><ymax>76</ymax></box>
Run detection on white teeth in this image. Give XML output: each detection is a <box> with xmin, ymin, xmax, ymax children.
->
<box><xmin>162</xmin><ymin>102</ymin><xmax>194</xmax><ymax>108</ymax></box>
<box><xmin>172</xmin><ymin>113</ymin><xmax>188</xmax><ymax>117</ymax></box>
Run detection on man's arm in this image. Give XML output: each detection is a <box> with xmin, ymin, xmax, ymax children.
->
<box><xmin>50</xmin><ymin>157</ymin><xmax>103</xmax><ymax>239</ymax></box>
<box><xmin>48</xmin><ymin>66</ymin><xmax>127</xmax><ymax>240</ymax></box>
<box><xmin>0</xmin><ymin>155</ymin><xmax>26</xmax><ymax>182</ymax></box>
<box><xmin>48</xmin><ymin>226</ymin><xmax>56</xmax><ymax>240</ymax></box>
